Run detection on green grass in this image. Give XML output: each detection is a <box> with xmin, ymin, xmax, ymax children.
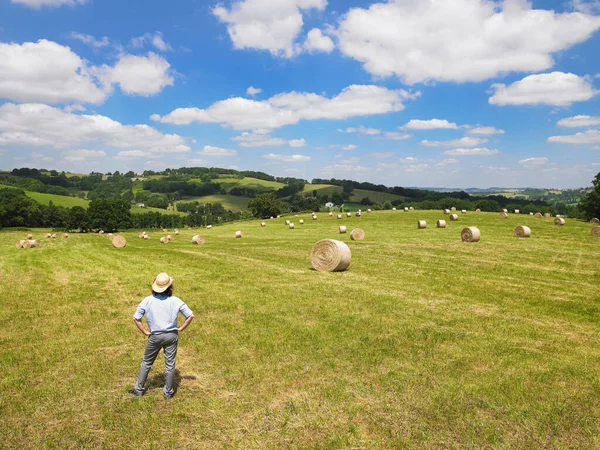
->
<box><xmin>131</xmin><ymin>206</ymin><xmax>186</xmax><ymax>216</ymax></box>
<box><xmin>1</xmin><ymin>211</ymin><xmax>600</xmax><ymax>448</ymax></box>
<box><xmin>211</xmin><ymin>177</ymin><xmax>286</xmax><ymax>192</ymax></box>
<box><xmin>350</xmin><ymin>188</ymin><xmax>405</xmax><ymax>203</ymax></box>
<box><xmin>303</xmin><ymin>183</ymin><xmax>343</xmax><ymax>197</ymax></box>
<box><xmin>177</xmin><ymin>194</ymin><xmax>250</xmax><ymax>211</ymax></box>
<box><xmin>24</xmin><ymin>190</ymin><xmax>89</xmax><ymax>208</ymax></box>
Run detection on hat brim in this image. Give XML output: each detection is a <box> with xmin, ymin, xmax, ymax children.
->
<box><xmin>152</xmin><ymin>277</ymin><xmax>173</xmax><ymax>293</ymax></box>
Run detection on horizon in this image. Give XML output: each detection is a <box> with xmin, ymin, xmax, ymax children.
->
<box><xmin>1</xmin><ymin>0</ymin><xmax>599</xmax><ymax>189</ymax></box>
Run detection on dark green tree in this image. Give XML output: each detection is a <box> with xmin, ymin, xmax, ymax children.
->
<box><xmin>579</xmin><ymin>172</ymin><xmax>600</xmax><ymax>220</ymax></box>
<box><xmin>68</xmin><ymin>206</ymin><xmax>89</xmax><ymax>232</ymax></box>
<box><xmin>248</xmin><ymin>192</ymin><xmax>282</xmax><ymax>218</ymax></box>
<box><xmin>88</xmin><ymin>199</ymin><xmax>132</xmax><ymax>231</ymax></box>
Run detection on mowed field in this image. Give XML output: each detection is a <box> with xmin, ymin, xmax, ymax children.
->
<box><xmin>1</xmin><ymin>211</ymin><xmax>600</xmax><ymax>448</ymax></box>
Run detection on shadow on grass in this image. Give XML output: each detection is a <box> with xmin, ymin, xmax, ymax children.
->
<box><xmin>146</xmin><ymin>370</ymin><xmax>197</xmax><ymax>394</ymax></box>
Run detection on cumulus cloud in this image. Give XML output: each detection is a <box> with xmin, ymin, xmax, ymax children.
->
<box><xmin>0</xmin><ymin>103</ymin><xmax>190</xmax><ymax>157</ymax></box>
<box><xmin>571</xmin><ymin>0</ymin><xmax>600</xmax><ymax>14</ymax></box>
<box><xmin>368</xmin><ymin>152</ymin><xmax>394</xmax><ymax>158</ymax></box>
<box><xmin>69</xmin><ymin>32</ymin><xmax>110</xmax><ymax>49</ymax></box>
<box><xmin>130</xmin><ymin>32</ymin><xmax>172</xmax><ymax>52</ymax></box>
<box><xmin>303</xmin><ymin>28</ymin><xmax>334</xmax><ymax>53</ymax></box>
<box><xmin>519</xmin><ymin>157</ymin><xmax>549</xmax><ymax>165</ymax></box>
<box><xmin>198</xmin><ymin>145</ymin><xmax>238</xmax><ymax>156</ymax></box>
<box><xmin>232</xmin><ymin>131</ymin><xmax>287</xmax><ymax>147</ymax></box>
<box><xmin>467</xmin><ymin>126</ymin><xmax>505</xmax><ymax>135</ymax></box>
<box><xmin>421</xmin><ymin>137</ymin><xmax>488</xmax><ymax>147</ymax></box>
<box><xmin>100</xmin><ymin>52</ymin><xmax>174</xmax><ymax>96</ymax></box>
<box><xmin>383</xmin><ymin>131</ymin><xmax>412</xmax><ymax>140</ymax></box>
<box><xmin>547</xmin><ymin>129</ymin><xmax>600</xmax><ymax>144</ymax></box>
<box><xmin>288</xmin><ymin>138</ymin><xmax>306</xmax><ymax>147</ymax></box>
<box><xmin>247</xmin><ymin>86</ymin><xmax>262</xmax><ymax>96</ymax></box>
<box><xmin>262</xmin><ymin>153</ymin><xmax>311</xmax><ymax>162</ymax></box>
<box><xmin>443</xmin><ymin>147</ymin><xmax>500</xmax><ymax>156</ymax></box>
<box><xmin>330</xmin><ymin>144</ymin><xmax>357</xmax><ymax>150</ymax></box>
<box><xmin>154</xmin><ymin>85</ymin><xmax>418</xmax><ymax>130</ymax></box>
<box><xmin>435</xmin><ymin>158</ymin><xmax>460</xmax><ymax>166</ymax></box>
<box><xmin>489</xmin><ymin>72</ymin><xmax>598</xmax><ymax>106</ymax></box>
<box><xmin>339</xmin><ymin>125</ymin><xmax>381</xmax><ymax>135</ymax></box>
<box><xmin>11</xmin><ymin>0</ymin><xmax>87</xmax><ymax>7</ymax></box>
<box><xmin>403</xmin><ymin>119</ymin><xmax>458</xmax><ymax>130</ymax></box>
<box><xmin>61</xmin><ymin>149</ymin><xmax>106</xmax><ymax>162</ymax></box>
<box><xmin>557</xmin><ymin>115</ymin><xmax>600</xmax><ymax>127</ymax></box>
<box><xmin>336</xmin><ymin>0</ymin><xmax>600</xmax><ymax>84</ymax></box>
<box><xmin>213</xmin><ymin>0</ymin><xmax>327</xmax><ymax>58</ymax></box>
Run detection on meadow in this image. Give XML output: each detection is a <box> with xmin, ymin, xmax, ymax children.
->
<box><xmin>1</xmin><ymin>210</ymin><xmax>599</xmax><ymax>449</ymax></box>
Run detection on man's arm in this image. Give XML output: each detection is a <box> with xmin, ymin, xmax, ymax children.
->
<box><xmin>133</xmin><ymin>318</ymin><xmax>151</xmax><ymax>336</ymax></box>
<box><xmin>177</xmin><ymin>315</ymin><xmax>194</xmax><ymax>332</ymax></box>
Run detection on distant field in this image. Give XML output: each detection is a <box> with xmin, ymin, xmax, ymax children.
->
<box><xmin>350</xmin><ymin>188</ymin><xmax>404</xmax><ymax>203</ymax></box>
<box><xmin>177</xmin><ymin>194</ymin><xmax>250</xmax><ymax>211</ymax></box>
<box><xmin>2</xmin><ymin>211</ymin><xmax>599</xmax><ymax>448</ymax></box>
<box><xmin>131</xmin><ymin>206</ymin><xmax>186</xmax><ymax>216</ymax></box>
<box><xmin>303</xmin><ymin>183</ymin><xmax>343</xmax><ymax>197</ymax></box>
<box><xmin>23</xmin><ymin>190</ymin><xmax>90</xmax><ymax>208</ymax></box>
<box><xmin>212</xmin><ymin>177</ymin><xmax>285</xmax><ymax>192</ymax></box>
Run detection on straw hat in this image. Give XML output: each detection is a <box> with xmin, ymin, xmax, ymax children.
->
<box><xmin>152</xmin><ymin>272</ymin><xmax>174</xmax><ymax>293</ymax></box>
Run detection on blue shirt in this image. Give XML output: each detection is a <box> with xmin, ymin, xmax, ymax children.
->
<box><xmin>133</xmin><ymin>294</ymin><xmax>194</xmax><ymax>334</ymax></box>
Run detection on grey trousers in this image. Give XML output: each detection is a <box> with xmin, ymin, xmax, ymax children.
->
<box><xmin>134</xmin><ymin>331</ymin><xmax>178</xmax><ymax>397</ymax></box>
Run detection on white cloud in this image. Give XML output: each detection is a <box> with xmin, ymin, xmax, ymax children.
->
<box><xmin>247</xmin><ymin>86</ymin><xmax>262</xmax><ymax>96</ymax></box>
<box><xmin>114</xmin><ymin>150</ymin><xmax>159</xmax><ymax>161</ymax></box>
<box><xmin>399</xmin><ymin>157</ymin><xmax>417</xmax><ymax>162</ymax></box>
<box><xmin>519</xmin><ymin>157</ymin><xmax>549</xmax><ymax>165</ymax></box>
<box><xmin>557</xmin><ymin>115</ymin><xmax>600</xmax><ymax>128</ymax></box>
<box><xmin>489</xmin><ymin>72</ymin><xmax>598</xmax><ymax>106</ymax></box>
<box><xmin>547</xmin><ymin>129</ymin><xmax>600</xmax><ymax>144</ymax></box>
<box><xmin>421</xmin><ymin>137</ymin><xmax>488</xmax><ymax>147</ymax></box>
<box><xmin>594</xmin><ymin>146</ymin><xmax>600</xmax><ymax>150</ymax></box>
<box><xmin>0</xmin><ymin>103</ymin><xmax>190</xmax><ymax>156</ymax></box>
<box><xmin>337</xmin><ymin>0</ymin><xmax>600</xmax><ymax>84</ymax></box>
<box><xmin>262</xmin><ymin>153</ymin><xmax>311</xmax><ymax>162</ymax></box>
<box><xmin>155</xmin><ymin>85</ymin><xmax>417</xmax><ymax>130</ymax></box>
<box><xmin>29</xmin><ymin>151</ymin><xmax>53</xmax><ymax>162</ymax></box>
<box><xmin>63</xmin><ymin>104</ymin><xmax>86</xmax><ymax>113</ymax></box>
<box><xmin>330</xmin><ymin>144</ymin><xmax>357</xmax><ymax>151</ymax></box>
<box><xmin>130</xmin><ymin>32</ymin><xmax>172</xmax><ymax>52</ymax></box>
<box><xmin>289</xmin><ymin>138</ymin><xmax>306</xmax><ymax>147</ymax></box>
<box><xmin>383</xmin><ymin>131</ymin><xmax>412</xmax><ymax>140</ymax></box>
<box><xmin>101</xmin><ymin>52</ymin><xmax>174</xmax><ymax>96</ymax></box>
<box><xmin>443</xmin><ymin>147</ymin><xmax>500</xmax><ymax>156</ymax></box>
<box><xmin>69</xmin><ymin>32</ymin><xmax>110</xmax><ymax>49</ymax></box>
<box><xmin>403</xmin><ymin>119</ymin><xmax>458</xmax><ymax>130</ymax></box>
<box><xmin>232</xmin><ymin>131</ymin><xmax>287</xmax><ymax>147</ymax></box>
<box><xmin>303</xmin><ymin>28</ymin><xmax>334</xmax><ymax>53</ymax></box>
<box><xmin>198</xmin><ymin>145</ymin><xmax>238</xmax><ymax>156</ymax></box>
<box><xmin>435</xmin><ymin>158</ymin><xmax>460</xmax><ymax>166</ymax></box>
<box><xmin>11</xmin><ymin>0</ymin><xmax>87</xmax><ymax>7</ymax></box>
<box><xmin>61</xmin><ymin>149</ymin><xmax>106</xmax><ymax>162</ymax></box>
<box><xmin>368</xmin><ymin>152</ymin><xmax>394</xmax><ymax>158</ymax></box>
<box><xmin>571</xmin><ymin>0</ymin><xmax>600</xmax><ymax>14</ymax></box>
<box><xmin>340</xmin><ymin>125</ymin><xmax>381</xmax><ymax>135</ymax></box>
<box><xmin>213</xmin><ymin>0</ymin><xmax>327</xmax><ymax>58</ymax></box>
<box><xmin>467</xmin><ymin>126</ymin><xmax>505</xmax><ymax>135</ymax></box>
<box><xmin>185</xmin><ymin>158</ymin><xmax>209</xmax><ymax>166</ymax></box>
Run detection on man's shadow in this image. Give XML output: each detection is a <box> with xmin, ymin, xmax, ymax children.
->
<box><xmin>146</xmin><ymin>369</ymin><xmax>197</xmax><ymax>394</ymax></box>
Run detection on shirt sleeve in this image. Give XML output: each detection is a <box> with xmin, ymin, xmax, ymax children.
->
<box><xmin>179</xmin><ymin>301</ymin><xmax>193</xmax><ymax>318</ymax></box>
<box><xmin>133</xmin><ymin>299</ymin><xmax>147</xmax><ymax>320</ymax></box>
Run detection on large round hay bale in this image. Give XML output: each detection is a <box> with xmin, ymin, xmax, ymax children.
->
<box><xmin>51</xmin><ymin>234</ymin><xmax>57</xmax><ymax>239</ymax></box>
<box><xmin>329</xmin><ymin>212</ymin><xmax>333</xmax><ymax>217</ymax></box>
<box><xmin>450</xmin><ymin>214</ymin><xmax>459</xmax><ymax>221</ymax></box>
<box><xmin>409</xmin><ymin>206</ymin><xmax>415</xmax><ymax>211</ymax></box>
<box><xmin>98</xmin><ymin>230</ymin><xmax>104</xmax><ymax>235</ymax></box>
<box><xmin>339</xmin><ymin>225</ymin><xmax>347</xmax><ymax>234</ymax></box>
<box><xmin>417</xmin><ymin>220</ymin><xmax>427</xmax><ymax>229</ymax></box>
<box><xmin>476</xmin><ymin>208</ymin><xmax>481</xmax><ymax>212</ymax></box>
<box><xmin>554</xmin><ymin>218</ymin><xmax>565</xmax><ymax>226</ymax></box>
<box><xmin>22</xmin><ymin>240</ymin><xmax>33</xmax><ymax>249</ymax></box>
<box><xmin>29</xmin><ymin>239</ymin><xmax>41</xmax><ymax>248</ymax></box>
<box><xmin>367</xmin><ymin>209</ymin><xmax>372</xmax><ymax>213</ymax></box>
<box><xmin>346</xmin><ymin>212</ymin><xmax>351</xmax><ymax>217</ymax></box>
<box><xmin>289</xmin><ymin>223</ymin><xmax>295</xmax><ymax>229</ymax></box>
<box><xmin>502</xmin><ymin>209</ymin><xmax>508</xmax><ymax>213</ymax></box>
<box><xmin>350</xmin><ymin>228</ymin><xmax>365</xmax><ymax>241</ymax></box>
<box><xmin>443</xmin><ymin>209</ymin><xmax>451</xmax><ymax>215</ymax></box>
<box><xmin>545</xmin><ymin>213</ymin><xmax>551</xmax><ymax>218</ymax></box>
<box><xmin>461</xmin><ymin>210</ymin><xmax>467</xmax><ymax>214</ymax></box>
<box><xmin>261</xmin><ymin>222</ymin><xmax>266</xmax><ymax>227</ymax></box>
<box><xmin>192</xmin><ymin>235</ymin><xmax>205</xmax><ymax>245</ymax></box>
<box><xmin>451</xmin><ymin>207</ymin><xmax>456</xmax><ymax>212</ymax></box>
<box><xmin>337</xmin><ymin>214</ymin><xmax>342</xmax><ymax>219</ymax></box>
<box><xmin>138</xmin><ymin>233</ymin><xmax>144</xmax><ymax>239</ymax></box>
<box><xmin>514</xmin><ymin>225</ymin><xmax>531</xmax><ymax>238</ymax></box>
<box><xmin>515</xmin><ymin>209</ymin><xmax>520</xmax><ymax>214</ymax></box>
<box><xmin>392</xmin><ymin>207</ymin><xmax>396</xmax><ymax>211</ymax></box>
<box><xmin>590</xmin><ymin>218</ymin><xmax>600</xmax><ymax>224</ymax></box>
<box><xmin>26</xmin><ymin>234</ymin><xmax>33</xmax><ymax>239</ymax></box>
<box><xmin>15</xmin><ymin>240</ymin><xmax>25</xmax><ymax>248</ymax></box>
<box><xmin>499</xmin><ymin>212</ymin><xmax>508</xmax><ymax>219</ymax></box>
<box><xmin>46</xmin><ymin>233</ymin><xmax>51</xmax><ymax>238</ymax></box>
<box><xmin>355</xmin><ymin>212</ymin><xmax>362</xmax><ymax>217</ymax></box>
<box><xmin>437</xmin><ymin>220</ymin><xmax>447</xmax><ymax>228</ymax></box>
<box><xmin>310</xmin><ymin>239</ymin><xmax>351</xmax><ymax>272</ymax></box>
<box><xmin>461</xmin><ymin>227</ymin><xmax>481</xmax><ymax>243</ymax></box>
<box><xmin>299</xmin><ymin>219</ymin><xmax>304</xmax><ymax>224</ymax></box>
<box><xmin>160</xmin><ymin>237</ymin><xmax>168</xmax><ymax>244</ymax></box>
<box><xmin>167</xmin><ymin>235</ymin><xmax>174</xmax><ymax>241</ymax></box>
<box><xmin>162</xmin><ymin>228</ymin><xmax>168</xmax><ymax>233</ymax></box>
<box><xmin>143</xmin><ymin>235</ymin><xmax>149</xmax><ymax>240</ymax></box>
<box><xmin>529</xmin><ymin>212</ymin><xmax>534</xmax><ymax>216</ymax></box>
<box><xmin>235</xmin><ymin>231</ymin><xmax>242</xmax><ymax>238</ymax></box>
<box><xmin>112</xmin><ymin>235</ymin><xmax>127</xmax><ymax>248</ymax></box>
<box><xmin>285</xmin><ymin>220</ymin><xmax>290</xmax><ymax>225</ymax></box>
<box><xmin>108</xmin><ymin>233</ymin><xmax>115</xmax><ymax>241</ymax></box>
<box><xmin>312</xmin><ymin>215</ymin><xmax>318</xmax><ymax>220</ymax></box>
<box><xmin>63</xmin><ymin>233</ymin><xmax>68</xmax><ymax>239</ymax></box>
<box><xmin>404</xmin><ymin>207</ymin><xmax>409</xmax><ymax>212</ymax></box>
<box><xmin>592</xmin><ymin>227</ymin><xmax>600</xmax><ymax>236</ymax></box>
<box><xmin>175</xmin><ymin>230</ymin><xmax>179</xmax><ymax>235</ymax></box>
<box><xmin>207</xmin><ymin>225</ymin><xmax>213</xmax><ymax>229</ymax></box>
<box><xmin>535</xmin><ymin>213</ymin><xmax>542</xmax><ymax>218</ymax></box>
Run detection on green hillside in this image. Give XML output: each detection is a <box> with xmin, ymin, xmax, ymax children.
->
<box><xmin>303</xmin><ymin>183</ymin><xmax>343</xmax><ymax>197</ymax></box>
<box><xmin>350</xmin><ymin>188</ymin><xmax>405</xmax><ymax>204</ymax></box>
<box><xmin>210</xmin><ymin>177</ymin><xmax>286</xmax><ymax>192</ymax></box>
<box><xmin>177</xmin><ymin>194</ymin><xmax>250</xmax><ymax>211</ymax></box>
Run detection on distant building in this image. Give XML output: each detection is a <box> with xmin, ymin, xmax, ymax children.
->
<box><xmin>325</xmin><ymin>202</ymin><xmax>334</xmax><ymax>208</ymax></box>
<box><xmin>135</xmin><ymin>203</ymin><xmax>146</xmax><ymax>208</ymax></box>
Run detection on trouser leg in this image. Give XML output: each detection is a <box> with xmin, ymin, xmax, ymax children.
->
<box><xmin>134</xmin><ymin>335</ymin><xmax>162</xmax><ymax>394</ymax></box>
<box><xmin>163</xmin><ymin>333</ymin><xmax>179</xmax><ymax>397</ymax></box>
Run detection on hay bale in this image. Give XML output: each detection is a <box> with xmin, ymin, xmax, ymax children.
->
<box><xmin>312</xmin><ymin>215</ymin><xmax>318</xmax><ymax>220</ymax></box>
<box><xmin>299</xmin><ymin>219</ymin><xmax>304</xmax><ymax>224</ymax></box>
<box><xmin>337</xmin><ymin>214</ymin><xmax>342</xmax><ymax>219</ymax></box>
<box><xmin>404</xmin><ymin>207</ymin><xmax>409</xmax><ymax>212</ymax></box>
<box><xmin>554</xmin><ymin>218</ymin><xmax>565</xmax><ymax>226</ymax></box>
<box><xmin>29</xmin><ymin>239</ymin><xmax>41</xmax><ymax>248</ymax></box>
<box><xmin>502</xmin><ymin>209</ymin><xmax>508</xmax><ymax>213</ymax></box>
<box><xmin>112</xmin><ymin>235</ymin><xmax>127</xmax><ymax>248</ymax></box>
<box><xmin>355</xmin><ymin>212</ymin><xmax>362</xmax><ymax>217</ymax></box>
<box><xmin>461</xmin><ymin>227</ymin><xmax>481</xmax><ymax>243</ymax></box>
<box><xmin>590</xmin><ymin>218</ymin><xmax>599</xmax><ymax>224</ymax></box>
<box><xmin>207</xmin><ymin>225</ymin><xmax>213</xmax><ymax>229</ymax></box>
<box><xmin>514</xmin><ymin>225</ymin><xmax>531</xmax><ymax>238</ymax></box>
<box><xmin>261</xmin><ymin>222</ymin><xmax>266</xmax><ymax>227</ymax></box>
<box><xmin>417</xmin><ymin>220</ymin><xmax>427</xmax><ymax>229</ymax></box>
<box><xmin>22</xmin><ymin>240</ymin><xmax>33</xmax><ymax>249</ymax></box>
<box><xmin>392</xmin><ymin>208</ymin><xmax>396</xmax><ymax>211</ymax></box>
<box><xmin>350</xmin><ymin>228</ymin><xmax>365</xmax><ymax>241</ymax></box>
<box><xmin>167</xmin><ymin>235</ymin><xmax>174</xmax><ymax>241</ymax></box>
<box><xmin>160</xmin><ymin>237</ymin><xmax>168</xmax><ymax>244</ymax></box>
<box><xmin>175</xmin><ymin>230</ymin><xmax>179</xmax><ymax>235</ymax></box>
<box><xmin>289</xmin><ymin>223</ymin><xmax>295</xmax><ymax>229</ymax></box>
<box><xmin>192</xmin><ymin>235</ymin><xmax>205</xmax><ymax>245</ymax></box>
<box><xmin>450</xmin><ymin>214</ymin><xmax>459</xmax><ymax>221</ymax></box>
<box><xmin>529</xmin><ymin>212</ymin><xmax>534</xmax><ymax>216</ymax></box>
<box><xmin>592</xmin><ymin>227</ymin><xmax>600</xmax><ymax>236</ymax></box>
<box><xmin>15</xmin><ymin>240</ymin><xmax>25</xmax><ymax>248</ymax></box>
<box><xmin>329</xmin><ymin>212</ymin><xmax>333</xmax><ymax>217</ymax></box>
<box><xmin>63</xmin><ymin>233</ymin><xmax>68</xmax><ymax>239</ymax></box>
<box><xmin>476</xmin><ymin>209</ymin><xmax>481</xmax><ymax>212</ymax></box>
<box><xmin>310</xmin><ymin>239</ymin><xmax>351</xmax><ymax>272</ymax></box>
<box><xmin>367</xmin><ymin>209</ymin><xmax>372</xmax><ymax>213</ymax></box>
<box><xmin>143</xmin><ymin>235</ymin><xmax>149</xmax><ymax>240</ymax></box>
<box><xmin>544</xmin><ymin>213</ymin><xmax>551</xmax><ymax>218</ymax></box>
<box><xmin>451</xmin><ymin>207</ymin><xmax>456</xmax><ymax>211</ymax></box>
<box><xmin>461</xmin><ymin>210</ymin><xmax>467</xmax><ymax>214</ymax></box>
<box><xmin>339</xmin><ymin>225</ymin><xmax>347</xmax><ymax>234</ymax></box>
<box><xmin>444</xmin><ymin>209</ymin><xmax>451</xmax><ymax>215</ymax></box>
<box><xmin>555</xmin><ymin>214</ymin><xmax>561</xmax><ymax>218</ymax></box>
<box><xmin>285</xmin><ymin>220</ymin><xmax>290</xmax><ymax>225</ymax></box>
<box><xmin>409</xmin><ymin>206</ymin><xmax>415</xmax><ymax>211</ymax></box>
<box><xmin>26</xmin><ymin>234</ymin><xmax>33</xmax><ymax>239</ymax></box>
<box><xmin>51</xmin><ymin>234</ymin><xmax>57</xmax><ymax>239</ymax></box>
<box><xmin>46</xmin><ymin>233</ymin><xmax>51</xmax><ymax>238</ymax></box>
<box><xmin>235</xmin><ymin>231</ymin><xmax>242</xmax><ymax>238</ymax></box>
<box><xmin>499</xmin><ymin>212</ymin><xmax>508</xmax><ymax>219</ymax></box>
<box><xmin>138</xmin><ymin>233</ymin><xmax>144</xmax><ymax>239</ymax></box>
<box><xmin>437</xmin><ymin>220</ymin><xmax>447</xmax><ymax>228</ymax></box>
<box><xmin>162</xmin><ymin>228</ymin><xmax>168</xmax><ymax>233</ymax></box>
<box><xmin>346</xmin><ymin>212</ymin><xmax>351</xmax><ymax>217</ymax></box>
<box><xmin>98</xmin><ymin>230</ymin><xmax>104</xmax><ymax>234</ymax></box>
<box><xmin>515</xmin><ymin>209</ymin><xmax>520</xmax><ymax>214</ymax></box>
<box><xmin>108</xmin><ymin>233</ymin><xmax>115</xmax><ymax>241</ymax></box>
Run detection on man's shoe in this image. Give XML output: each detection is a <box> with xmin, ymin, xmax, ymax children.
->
<box><xmin>163</xmin><ymin>393</ymin><xmax>174</xmax><ymax>400</ymax></box>
<box><xmin>128</xmin><ymin>388</ymin><xmax>147</xmax><ymax>397</ymax></box>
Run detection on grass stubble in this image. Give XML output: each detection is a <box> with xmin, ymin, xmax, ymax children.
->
<box><xmin>0</xmin><ymin>211</ymin><xmax>599</xmax><ymax>449</ymax></box>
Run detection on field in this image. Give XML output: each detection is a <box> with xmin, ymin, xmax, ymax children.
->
<box><xmin>176</xmin><ymin>194</ymin><xmax>250</xmax><ymax>212</ymax></box>
<box><xmin>1</xmin><ymin>211</ymin><xmax>599</xmax><ymax>448</ymax></box>
<box><xmin>350</xmin><ymin>188</ymin><xmax>405</xmax><ymax>204</ymax></box>
<box><xmin>210</xmin><ymin>177</ymin><xmax>286</xmax><ymax>193</ymax></box>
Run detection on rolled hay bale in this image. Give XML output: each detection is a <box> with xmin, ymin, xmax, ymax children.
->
<box><xmin>404</xmin><ymin>207</ymin><xmax>409</xmax><ymax>212</ymax></box>
<box><xmin>285</xmin><ymin>220</ymin><xmax>290</xmax><ymax>225</ymax></box>
<box><xmin>235</xmin><ymin>231</ymin><xmax>242</xmax><ymax>239</ymax></box>
<box><xmin>555</xmin><ymin>214</ymin><xmax>562</xmax><ymax>218</ymax></box>
<box><xmin>29</xmin><ymin>239</ymin><xmax>41</xmax><ymax>248</ymax></box>
<box><xmin>451</xmin><ymin>207</ymin><xmax>456</xmax><ymax>212</ymax></box>
<box><xmin>355</xmin><ymin>212</ymin><xmax>362</xmax><ymax>217</ymax></box>
<box><xmin>138</xmin><ymin>233</ymin><xmax>144</xmax><ymax>239</ymax></box>
<box><xmin>346</xmin><ymin>212</ymin><xmax>351</xmax><ymax>217</ymax></box>
<box><xmin>22</xmin><ymin>240</ymin><xmax>33</xmax><ymax>249</ymax></box>
<box><xmin>261</xmin><ymin>222</ymin><xmax>266</xmax><ymax>227</ymax></box>
<box><xmin>502</xmin><ymin>209</ymin><xmax>508</xmax><ymax>213</ymax></box>
<box><xmin>476</xmin><ymin>208</ymin><xmax>481</xmax><ymax>212</ymax></box>
<box><xmin>46</xmin><ymin>233</ymin><xmax>51</xmax><ymax>238</ymax></box>
<box><xmin>417</xmin><ymin>220</ymin><xmax>427</xmax><ymax>229</ymax></box>
<box><xmin>544</xmin><ymin>213</ymin><xmax>551</xmax><ymax>218</ymax></box>
<box><xmin>461</xmin><ymin>226</ymin><xmax>481</xmax><ymax>243</ymax></box>
<box><xmin>367</xmin><ymin>209</ymin><xmax>372</xmax><ymax>213</ymax></box>
<box><xmin>26</xmin><ymin>234</ymin><xmax>33</xmax><ymax>239</ymax></box>
<box><xmin>592</xmin><ymin>227</ymin><xmax>600</xmax><ymax>236</ymax></box>
<box><xmin>554</xmin><ymin>218</ymin><xmax>566</xmax><ymax>226</ymax></box>
<box><xmin>160</xmin><ymin>237</ymin><xmax>168</xmax><ymax>244</ymax></box>
<box><xmin>409</xmin><ymin>206</ymin><xmax>415</xmax><ymax>211</ymax></box>
<box><xmin>350</xmin><ymin>228</ymin><xmax>365</xmax><ymax>241</ymax></box>
<box><xmin>437</xmin><ymin>220</ymin><xmax>447</xmax><ymax>228</ymax></box>
<box><xmin>339</xmin><ymin>225</ymin><xmax>347</xmax><ymax>234</ymax></box>
<box><xmin>337</xmin><ymin>214</ymin><xmax>342</xmax><ymax>219</ymax></box>
<box><xmin>529</xmin><ymin>212</ymin><xmax>534</xmax><ymax>216</ymax></box>
<box><xmin>444</xmin><ymin>209</ymin><xmax>451</xmax><ymax>215</ymax></box>
<box><xmin>63</xmin><ymin>233</ymin><xmax>68</xmax><ymax>239</ymax></box>
<box><xmin>299</xmin><ymin>219</ymin><xmax>304</xmax><ymax>224</ymax></box>
<box><xmin>461</xmin><ymin>210</ymin><xmax>467</xmax><ymax>214</ymax></box>
<box><xmin>112</xmin><ymin>235</ymin><xmax>127</xmax><ymax>248</ymax></box>
<box><xmin>207</xmin><ymin>225</ymin><xmax>213</xmax><ymax>229</ymax></box>
<box><xmin>329</xmin><ymin>212</ymin><xmax>333</xmax><ymax>217</ymax></box>
<box><xmin>15</xmin><ymin>240</ymin><xmax>25</xmax><ymax>249</ymax></box>
<box><xmin>167</xmin><ymin>235</ymin><xmax>174</xmax><ymax>241</ymax></box>
<box><xmin>192</xmin><ymin>235</ymin><xmax>205</xmax><ymax>245</ymax></box>
<box><xmin>277</xmin><ymin>215</ymin><xmax>281</xmax><ymax>219</ymax></box>
<box><xmin>534</xmin><ymin>212</ymin><xmax>542</xmax><ymax>219</ymax></box>
<box><xmin>499</xmin><ymin>212</ymin><xmax>508</xmax><ymax>219</ymax></box>
<box><xmin>392</xmin><ymin>208</ymin><xmax>397</xmax><ymax>211</ymax></box>
<box><xmin>289</xmin><ymin>223</ymin><xmax>295</xmax><ymax>229</ymax></box>
<box><xmin>107</xmin><ymin>233</ymin><xmax>114</xmax><ymax>241</ymax></box>
<box><xmin>162</xmin><ymin>228</ymin><xmax>168</xmax><ymax>233</ymax></box>
<box><xmin>270</xmin><ymin>216</ymin><xmax>274</xmax><ymax>220</ymax></box>
<box><xmin>450</xmin><ymin>214</ymin><xmax>459</xmax><ymax>221</ymax></box>
<box><xmin>98</xmin><ymin>230</ymin><xmax>104</xmax><ymax>235</ymax></box>
<box><xmin>143</xmin><ymin>235</ymin><xmax>149</xmax><ymax>240</ymax></box>
<box><xmin>312</xmin><ymin>215</ymin><xmax>318</xmax><ymax>220</ymax></box>
<box><xmin>515</xmin><ymin>209</ymin><xmax>520</xmax><ymax>214</ymax></box>
<box><xmin>590</xmin><ymin>218</ymin><xmax>599</xmax><ymax>224</ymax></box>
<box><xmin>51</xmin><ymin>234</ymin><xmax>57</xmax><ymax>239</ymax></box>
<box><xmin>514</xmin><ymin>225</ymin><xmax>531</xmax><ymax>238</ymax></box>
<box><xmin>310</xmin><ymin>239</ymin><xmax>351</xmax><ymax>272</ymax></box>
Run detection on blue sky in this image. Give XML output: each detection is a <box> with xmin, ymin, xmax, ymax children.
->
<box><xmin>0</xmin><ymin>0</ymin><xmax>599</xmax><ymax>188</ymax></box>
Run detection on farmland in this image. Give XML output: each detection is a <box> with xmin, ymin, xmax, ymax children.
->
<box><xmin>1</xmin><ymin>210</ymin><xmax>599</xmax><ymax>448</ymax></box>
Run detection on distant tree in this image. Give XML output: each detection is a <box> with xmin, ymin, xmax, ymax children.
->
<box><xmin>0</xmin><ymin>188</ymin><xmax>43</xmax><ymax>227</ymax></box>
<box><xmin>68</xmin><ymin>206</ymin><xmax>89</xmax><ymax>232</ymax></box>
<box><xmin>248</xmin><ymin>192</ymin><xmax>282</xmax><ymax>218</ymax></box>
<box><xmin>579</xmin><ymin>172</ymin><xmax>600</xmax><ymax>220</ymax></box>
<box><xmin>88</xmin><ymin>199</ymin><xmax>132</xmax><ymax>231</ymax></box>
